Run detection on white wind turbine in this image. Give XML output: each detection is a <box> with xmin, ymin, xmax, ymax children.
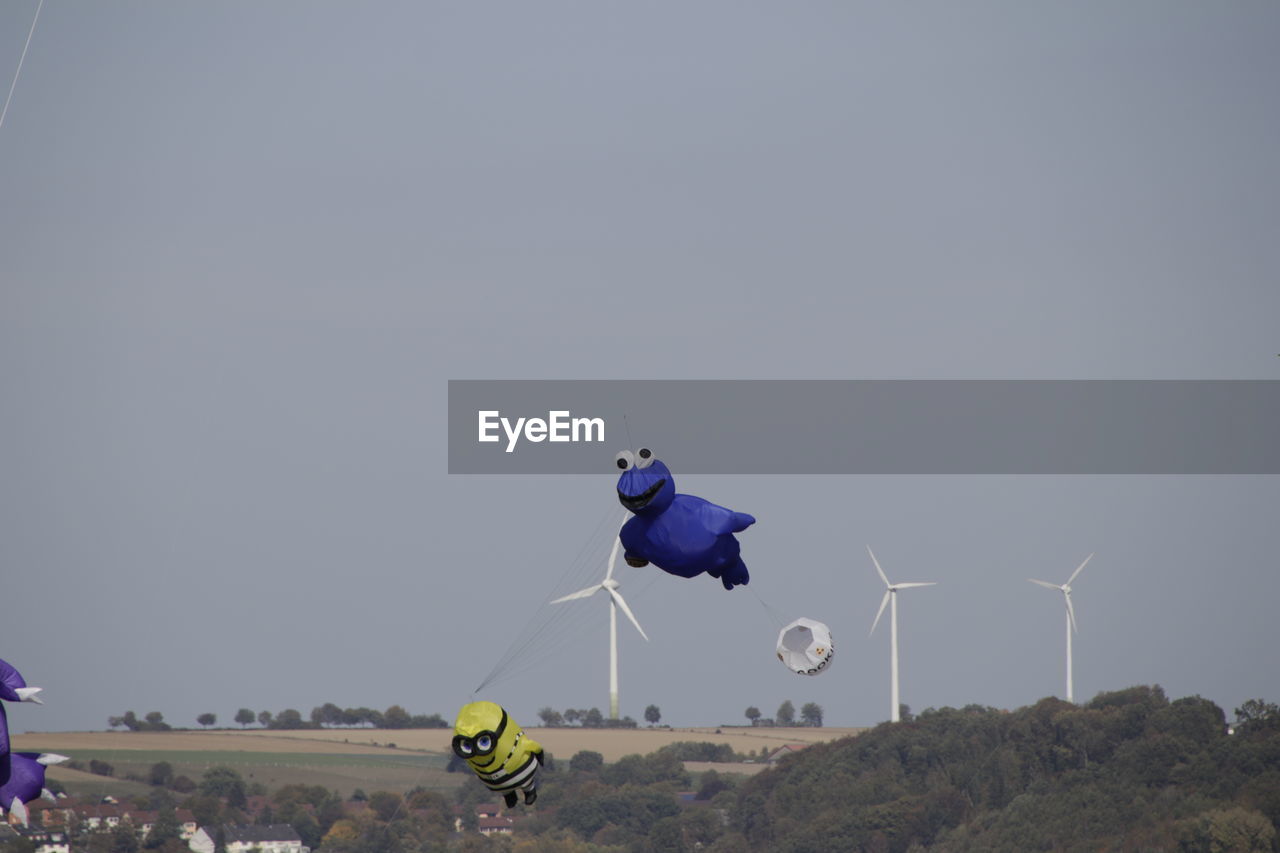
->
<box><xmin>867</xmin><ymin>546</ymin><xmax>937</xmax><ymax>723</ymax></box>
<box><xmin>550</xmin><ymin>525</ymin><xmax>649</xmax><ymax>720</ymax></box>
<box><xmin>1029</xmin><ymin>553</ymin><xmax>1093</xmax><ymax>704</ymax></box>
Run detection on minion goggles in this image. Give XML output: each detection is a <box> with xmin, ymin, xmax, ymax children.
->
<box><xmin>452</xmin><ymin>709</ymin><xmax>509</xmax><ymax>759</ymax></box>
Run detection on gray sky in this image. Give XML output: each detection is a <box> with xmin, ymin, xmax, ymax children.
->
<box><xmin>2</xmin><ymin>2</ymin><xmax>1277</xmax><ymax>736</ymax></box>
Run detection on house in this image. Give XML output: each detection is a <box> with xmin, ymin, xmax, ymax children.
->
<box><xmin>34</xmin><ymin>801</ymin><xmax>198</xmax><ymax>842</ymax></box>
<box><xmin>475</xmin><ymin>802</ymin><xmax>504</xmax><ymax>819</ymax></box>
<box><xmin>477</xmin><ymin>816</ymin><xmax>516</xmax><ymax>837</ymax></box>
<box><xmin>176</xmin><ymin>810</ymin><xmax>199</xmax><ymax>840</ymax></box>
<box><xmin>0</xmin><ymin>823</ymin><xmax>69</xmax><ymax>853</ymax></box>
<box><xmin>75</xmin><ymin>803</ymin><xmax>127</xmax><ymax>830</ymax></box>
<box><xmin>188</xmin><ymin>824</ymin><xmax>308</xmax><ymax>853</ymax></box>
<box><xmin>126</xmin><ymin>809</ymin><xmax>199</xmax><ymax>841</ymax></box>
<box><xmin>766</xmin><ymin>743</ymin><xmax>810</xmax><ymax>764</ymax></box>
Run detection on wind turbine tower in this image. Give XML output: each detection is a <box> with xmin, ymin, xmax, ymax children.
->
<box><xmin>551</xmin><ymin>526</ymin><xmax>649</xmax><ymax>719</ymax></box>
<box><xmin>1029</xmin><ymin>553</ymin><xmax>1093</xmax><ymax>704</ymax></box>
<box><xmin>867</xmin><ymin>546</ymin><xmax>937</xmax><ymax>723</ymax></box>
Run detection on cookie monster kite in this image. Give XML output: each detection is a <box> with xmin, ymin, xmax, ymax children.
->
<box><xmin>615</xmin><ymin>448</ymin><xmax>755</xmax><ymax>590</ymax></box>
<box><xmin>1</xmin><ymin>657</ymin><xmax>68</xmax><ymax>826</ymax></box>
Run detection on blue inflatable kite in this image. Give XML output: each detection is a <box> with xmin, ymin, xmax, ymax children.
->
<box><xmin>615</xmin><ymin>448</ymin><xmax>755</xmax><ymax>590</ymax></box>
<box><xmin>1</xmin><ymin>657</ymin><xmax>67</xmax><ymax>826</ymax></box>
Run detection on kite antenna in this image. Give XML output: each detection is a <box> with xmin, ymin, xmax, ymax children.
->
<box><xmin>0</xmin><ymin>0</ymin><xmax>45</xmax><ymax>137</ymax></box>
<box><xmin>622</xmin><ymin>412</ymin><xmax>634</xmax><ymax>450</ymax></box>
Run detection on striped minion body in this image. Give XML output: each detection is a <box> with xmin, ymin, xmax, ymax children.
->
<box><xmin>452</xmin><ymin>702</ymin><xmax>542</xmax><ymax>795</ymax></box>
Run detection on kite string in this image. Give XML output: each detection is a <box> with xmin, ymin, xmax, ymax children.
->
<box><xmin>471</xmin><ymin>506</ymin><xmax>625</xmax><ymax>694</ymax></box>
<box><xmin>470</xmin><ymin>511</ymin><xmax>611</xmax><ymax>693</ymax></box>
<box><xmin>748</xmin><ymin>585</ymin><xmax>787</xmax><ymax>632</ymax></box>
<box><xmin>0</xmin><ymin>0</ymin><xmax>45</xmax><ymax>136</ymax></box>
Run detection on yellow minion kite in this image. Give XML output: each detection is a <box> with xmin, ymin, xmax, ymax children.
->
<box><xmin>452</xmin><ymin>701</ymin><xmax>544</xmax><ymax>807</ymax></box>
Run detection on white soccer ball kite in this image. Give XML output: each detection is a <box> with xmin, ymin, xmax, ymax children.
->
<box><xmin>776</xmin><ymin>617</ymin><xmax>834</xmax><ymax>676</ymax></box>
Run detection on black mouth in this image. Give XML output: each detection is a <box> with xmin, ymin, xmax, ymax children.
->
<box><xmin>618</xmin><ymin>478</ymin><xmax>666</xmax><ymax>511</ymax></box>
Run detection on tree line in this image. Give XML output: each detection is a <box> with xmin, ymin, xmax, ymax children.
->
<box><xmin>744</xmin><ymin>699</ymin><xmax>824</xmax><ymax>727</ymax></box>
<box><xmin>535</xmin><ymin>706</ymin><xmax>641</xmax><ymax>728</ymax></box>
<box><xmin>107</xmin><ymin>704</ymin><xmax>451</xmax><ymax>732</ymax></box>
<box><xmin>107</xmin><ymin>700</ymin><xmax>825</xmax><ymax>733</ymax></box>
<box><xmin>534</xmin><ymin>701</ymin><xmax>826</xmax><ymax>729</ymax></box>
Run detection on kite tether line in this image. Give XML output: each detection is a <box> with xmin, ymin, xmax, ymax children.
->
<box><xmin>0</xmin><ymin>0</ymin><xmax>45</xmax><ymax>137</ymax></box>
<box><xmin>472</xmin><ymin>506</ymin><xmax>635</xmax><ymax>696</ymax></box>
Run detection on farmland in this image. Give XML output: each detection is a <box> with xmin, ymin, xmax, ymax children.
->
<box><xmin>13</xmin><ymin>725</ymin><xmax>865</xmax><ymax>797</ymax></box>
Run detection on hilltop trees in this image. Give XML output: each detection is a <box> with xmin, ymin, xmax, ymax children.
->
<box><xmin>310</xmin><ymin>703</ymin><xmax>343</xmax><ymax>727</ymax></box>
<box><xmin>727</xmin><ymin>686</ymin><xmax>1280</xmax><ymax>852</ymax></box>
<box><xmin>271</xmin><ymin>709</ymin><xmax>306</xmax><ymax>729</ymax></box>
<box><xmin>381</xmin><ymin>705</ymin><xmax>411</xmax><ymax>729</ymax></box>
<box><xmin>196</xmin><ymin>713</ymin><xmax>216</xmax><ymax>729</ymax></box>
<box><xmin>297</xmin><ymin>704</ymin><xmax>450</xmax><ymax>729</ymax></box>
<box><xmin>229</xmin><ymin>703</ymin><xmax>453</xmax><ymax>730</ymax></box>
<box><xmin>107</xmin><ymin>711</ymin><xmax>171</xmax><ymax>732</ymax></box>
<box><xmin>743</xmin><ymin>701</ymin><xmax>824</xmax><ymax>727</ymax></box>
<box><xmin>1235</xmin><ymin>698</ymin><xmax>1280</xmax><ymax>726</ymax></box>
<box><xmin>645</xmin><ymin>704</ymin><xmax>662</xmax><ymax>726</ymax></box>
<box><xmin>531</xmin><ymin>706</ymin><xmax>638</xmax><ymax>728</ymax></box>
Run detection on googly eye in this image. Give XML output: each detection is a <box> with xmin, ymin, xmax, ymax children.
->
<box><xmin>459</xmin><ymin>741</ymin><xmax>473</xmax><ymax>755</ymax></box>
<box><xmin>635</xmin><ymin>448</ymin><xmax>655</xmax><ymax>469</ymax></box>
<box><xmin>476</xmin><ymin>734</ymin><xmax>492</xmax><ymax>751</ymax></box>
<box><xmin>615</xmin><ymin>450</ymin><xmax>635</xmax><ymax>470</ymax></box>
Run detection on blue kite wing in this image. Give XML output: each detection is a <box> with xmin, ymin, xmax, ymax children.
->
<box><xmin>697</xmin><ymin>500</ymin><xmax>755</xmax><ymax>536</ymax></box>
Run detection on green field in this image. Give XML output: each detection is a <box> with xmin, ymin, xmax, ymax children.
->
<box><xmin>48</xmin><ymin>749</ymin><xmax>465</xmax><ymax>799</ymax></box>
<box><xmin>60</xmin><ymin>750</ymin><xmax>446</xmax><ymax>768</ymax></box>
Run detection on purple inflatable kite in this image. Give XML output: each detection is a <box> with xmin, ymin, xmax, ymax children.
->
<box><xmin>1</xmin><ymin>658</ymin><xmax>67</xmax><ymax>826</ymax></box>
<box><xmin>615</xmin><ymin>448</ymin><xmax>755</xmax><ymax>590</ymax></box>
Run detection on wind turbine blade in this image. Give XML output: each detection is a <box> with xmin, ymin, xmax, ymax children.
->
<box><xmin>606</xmin><ymin>588</ymin><xmax>649</xmax><ymax>642</ymax></box>
<box><xmin>894</xmin><ymin>582</ymin><xmax>936</xmax><ymax>589</ymax></box>
<box><xmin>1028</xmin><ymin>579</ymin><xmax>1061</xmax><ymax>591</ymax></box>
<box><xmin>604</xmin><ymin>513</ymin><xmax>626</xmax><ymax>581</ymax></box>
<box><xmin>867</xmin><ymin>546</ymin><xmax>890</xmax><ymax>587</ymax></box>
<box><xmin>870</xmin><ymin>590</ymin><xmax>891</xmax><ymax>636</ymax></box>
<box><xmin>550</xmin><ymin>584</ymin><xmax>602</xmax><ymax>604</ymax></box>
<box><xmin>1064</xmin><ymin>591</ymin><xmax>1078</xmax><ymax>633</ymax></box>
<box><xmin>1067</xmin><ymin>553</ymin><xmax>1093</xmax><ymax>586</ymax></box>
